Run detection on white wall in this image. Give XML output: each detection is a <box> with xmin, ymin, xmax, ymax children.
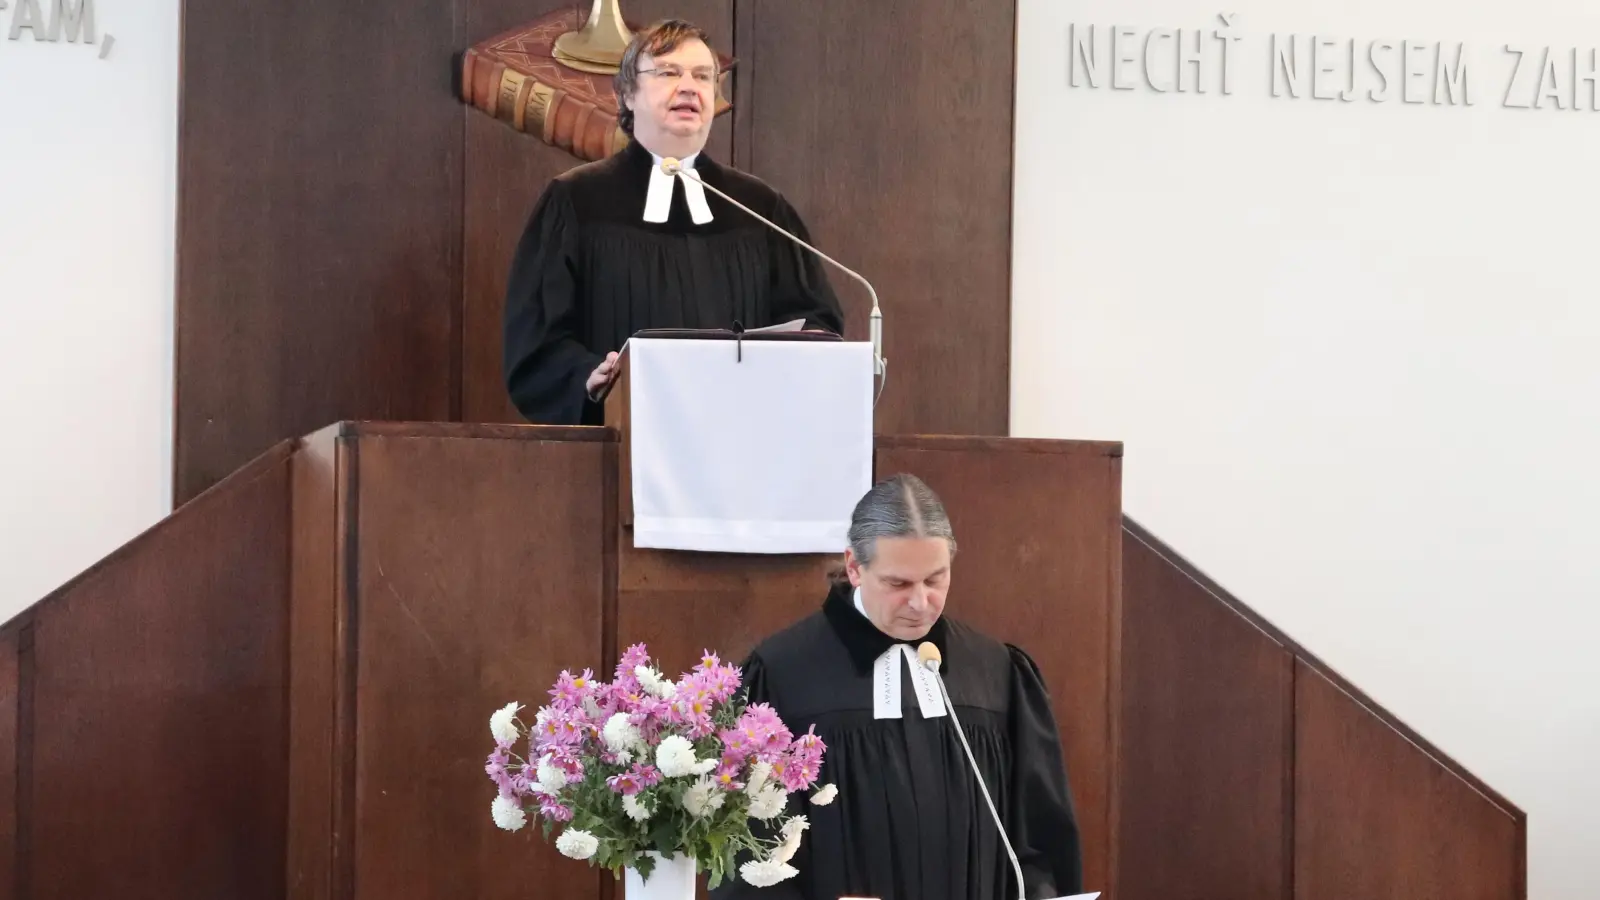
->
<box><xmin>0</xmin><ymin>0</ymin><xmax>178</xmax><ymax>620</ymax></box>
<box><xmin>1013</xmin><ymin>1</ymin><xmax>1599</xmax><ymax>896</ymax></box>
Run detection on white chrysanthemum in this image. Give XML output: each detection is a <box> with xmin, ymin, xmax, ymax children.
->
<box><xmin>603</xmin><ymin>712</ymin><xmax>644</xmax><ymax>754</ymax></box>
<box><xmin>555</xmin><ymin>828</ymin><xmax>600</xmax><ymax>860</ymax></box>
<box><xmin>739</xmin><ymin>859</ymin><xmax>798</xmax><ymax>888</ymax></box>
<box><xmin>491</xmin><ymin>795</ymin><xmax>526</xmax><ymax>831</ymax></box>
<box><xmin>489</xmin><ymin>702</ymin><xmax>522</xmax><ymax>744</ymax></box>
<box><xmin>583</xmin><ymin>696</ymin><xmax>603</xmax><ymax>719</ymax></box>
<box><xmin>780</xmin><ymin>815</ymin><xmax>809</xmax><ymax>841</ymax></box>
<box><xmin>748</xmin><ymin>784</ymin><xmax>788</xmax><ymax>821</ymax></box>
<box><xmin>655</xmin><ymin>734</ymin><xmax>701</xmax><ymax>777</ymax></box>
<box><xmin>682</xmin><ymin>775</ymin><xmax>727</xmax><ymax>818</ymax></box>
<box><xmin>809</xmin><ymin>784</ymin><xmax>837</xmax><ymax>806</ymax></box>
<box><xmin>634</xmin><ymin>665</ymin><xmax>678</xmax><ymax>699</ymax></box>
<box><xmin>614</xmin><ymin>748</ymin><xmax>634</xmax><ymax>765</ymax></box>
<box><xmin>772</xmin><ymin>815</ymin><xmax>809</xmax><ymax>864</ymax></box>
<box><xmin>536</xmin><ymin>755</ymin><xmax>568</xmax><ymax>794</ymax></box>
<box><xmin>744</xmin><ymin>761</ymin><xmax>772</xmax><ymax>795</ymax></box>
<box><xmin>622</xmin><ymin>794</ymin><xmax>653</xmax><ymax>822</ymax></box>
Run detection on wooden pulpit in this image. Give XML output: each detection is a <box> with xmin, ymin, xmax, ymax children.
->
<box><xmin>0</xmin><ymin>415</ymin><xmax>1120</xmax><ymax>899</ymax></box>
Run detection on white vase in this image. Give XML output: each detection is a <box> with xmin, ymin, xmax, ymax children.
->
<box><xmin>624</xmin><ymin>852</ymin><xmax>697</xmax><ymax>900</ymax></box>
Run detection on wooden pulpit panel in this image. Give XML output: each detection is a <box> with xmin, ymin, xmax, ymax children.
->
<box><xmin>345</xmin><ymin>430</ymin><xmax>610</xmax><ymax>900</ymax></box>
<box><xmin>1294</xmin><ymin>662</ymin><xmax>1523</xmax><ymax>900</ymax></box>
<box><xmin>29</xmin><ymin>448</ymin><xmax>294</xmax><ymax>900</ymax></box>
<box><xmin>1118</xmin><ymin>531</ymin><xmax>1294</xmax><ymax>900</ymax></box>
<box><xmin>0</xmin><ymin>627</ymin><xmax>17</xmax><ymax>893</ymax></box>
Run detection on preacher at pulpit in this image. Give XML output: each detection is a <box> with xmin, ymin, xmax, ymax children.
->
<box><xmin>502</xmin><ymin>18</ymin><xmax>846</xmax><ymax>425</ymax></box>
<box><xmin>716</xmin><ymin>474</ymin><xmax>1084</xmax><ymax>900</ymax></box>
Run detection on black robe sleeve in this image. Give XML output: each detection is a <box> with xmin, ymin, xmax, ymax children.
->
<box><xmin>1006</xmin><ymin>645</ymin><xmax>1084</xmax><ymax>898</ymax></box>
<box><xmin>502</xmin><ymin>179</ymin><xmax>604</xmax><ymax>424</ymax></box>
<box><xmin>766</xmin><ymin>194</ymin><xmax>846</xmax><ymax>336</ymax></box>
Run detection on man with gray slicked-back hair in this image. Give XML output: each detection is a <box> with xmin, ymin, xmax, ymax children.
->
<box><xmin>714</xmin><ymin>475</ymin><xmax>1083</xmax><ymax>900</ymax></box>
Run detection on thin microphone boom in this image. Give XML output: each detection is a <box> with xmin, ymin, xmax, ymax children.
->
<box><xmin>660</xmin><ymin>158</ymin><xmax>886</xmax><ymax>380</ymax></box>
<box><xmin>917</xmin><ymin>643</ymin><xmax>1026</xmax><ymax>900</ymax></box>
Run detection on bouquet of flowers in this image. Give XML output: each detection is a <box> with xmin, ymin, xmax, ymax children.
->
<box><xmin>486</xmin><ymin>643</ymin><xmax>838</xmax><ymax>889</ymax></box>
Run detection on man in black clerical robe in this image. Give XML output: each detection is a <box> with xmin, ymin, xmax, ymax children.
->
<box><xmin>716</xmin><ymin>476</ymin><xmax>1084</xmax><ymax>900</ymax></box>
<box><xmin>502</xmin><ymin>19</ymin><xmax>845</xmax><ymax>426</ymax></box>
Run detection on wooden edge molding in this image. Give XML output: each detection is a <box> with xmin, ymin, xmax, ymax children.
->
<box><xmin>874</xmin><ymin>434</ymin><xmax>1124</xmax><ymax>457</ymax></box>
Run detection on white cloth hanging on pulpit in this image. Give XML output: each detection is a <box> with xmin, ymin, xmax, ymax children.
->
<box><xmin>628</xmin><ymin>337</ymin><xmax>874</xmax><ymax>554</ymax></box>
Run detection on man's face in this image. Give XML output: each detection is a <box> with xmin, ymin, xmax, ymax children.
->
<box><xmin>847</xmin><ymin>536</ymin><xmax>952</xmax><ymax>641</ymax></box>
<box><xmin>626</xmin><ymin>39</ymin><xmax>717</xmax><ymax>151</ymax></box>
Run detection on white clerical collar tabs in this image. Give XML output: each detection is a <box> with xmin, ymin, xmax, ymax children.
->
<box><xmin>644</xmin><ymin>151</ymin><xmax>713</xmax><ymax>225</ymax></box>
<box><xmin>872</xmin><ymin>644</ymin><xmax>947</xmax><ymax>720</ymax></box>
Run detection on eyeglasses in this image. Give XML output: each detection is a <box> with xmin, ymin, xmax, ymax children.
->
<box><xmin>638</xmin><ymin>65</ymin><xmax>717</xmax><ymax>85</ymax></box>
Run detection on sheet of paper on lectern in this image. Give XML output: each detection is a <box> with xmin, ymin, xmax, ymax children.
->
<box><xmin>629</xmin><ymin>337</ymin><xmax>874</xmax><ymax>554</ymax></box>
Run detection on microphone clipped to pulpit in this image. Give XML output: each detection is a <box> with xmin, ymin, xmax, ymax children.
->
<box><xmin>917</xmin><ymin>642</ymin><xmax>1027</xmax><ymax>900</ymax></box>
<box><xmin>659</xmin><ymin>157</ymin><xmax>887</xmax><ymax>387</ymax></box>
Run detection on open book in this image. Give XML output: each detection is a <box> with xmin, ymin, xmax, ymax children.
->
<box><xmin>630</xmin><ymin>319</ymin><xmax>842</xmax><ymax>342</ymax></box>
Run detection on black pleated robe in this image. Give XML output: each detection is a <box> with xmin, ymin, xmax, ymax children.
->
<box><xmin>713</xmin><ymin>582</ymin><xmax>1084</xmax><ymax>900</ymax></box>
<box><xmin>502</xmin><ymin>139</ymin><xmax>846</xmax><ymax>425</ymax></box>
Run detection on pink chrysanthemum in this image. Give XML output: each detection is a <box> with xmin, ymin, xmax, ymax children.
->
<box><xmin>617</xmin><ymin>643</ymin><xmax>651</xmax><ymax>677</ymax></box>
<box><xmin>486</xmin><ymin>748</ymin><xmax>517</xmax><ymax>797</ymax></box>
<box><xmin>546</xmin><ymin>749</ymin><xmax>586</xmax><ymax>783</ymax></box>
<box><xmin>532</xmin><ymin>707</ymin><xmax>593</xmax><ymax>755</ymax></box>
<box><xmin>790</xmin><ymin>726</ymin><xmax>826</xmax><ymax>770</ymax></box>
<box><xmin>731</xmin><ymin>703</ymin><xmax>793</xmax><ymax>763</ymax></box>
<box><xmin>668</xmin><ymin>684</ymin><xmax>718</xmax><ymax>739</ymax></box>
<box><xmin>706</xmin><ymin>664</ymin><xmax>741</xmax><ymax>702</ymax></box>
<box><xmin>774</xmin><ymin>753</ymin><xmax>817</xmax><ymax>792</ymax></box>
<box><xmin>538</xmin><ymin>797</ymin><xmax>573</xmax><ymax>822</ymax></box>
<box><xmin>550</xmin><ymin>668</ymin><xmax>597</xmax><ymax>710</ymax></box>
<box><xmin>712</xmin><ymin>758</ymin><xmax>745</xmax><ymax>792</ymax></box>
<box><xmin>629</xmin><ymin>695</ymin><xmax>673</xmax><ymax>743</ymax></box>
<box><xmin>606</xmin><ymin>761</ymin><xmax>663</xmax><ymax>796</ymax></box>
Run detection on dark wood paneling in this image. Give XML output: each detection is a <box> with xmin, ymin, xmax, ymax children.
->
<box><xmin>459</xmin><ymin>1</ymin><xmax>734</xmax><ymax>424</ymax></box>
<box><xmin>1118</xmin><ymin>531</ymin><xmax>1293</xmax><ymax>900</ymax></box>
<box><xmin>288</xmin><ymin>427</ymin><xmax>341</xmax><ymax>900</ymax></box>
<box><xmin>0</xmin><ymin>627</ymin><xmax>17</xmax><ymax>896</ymax></box>
<box><xmin>28</xmin><ymin>455</ymin><xmax>291</xmax><ymax>899</ymax></box>
<box><xmin>746</xmin><ymin>1</ymin><xmax>1015</xmax><ymax>437</ymax></box>
<box><xmin>175</xmin><ymin>1</ymin><xmax>464</xmax><ymax>503</ymax></box>
<box><xmin>1294</xmin><ymin>661</ymin><xmax>1522</xmax><ymax>900</ymax></box>
<box><xmin>1123</xmin><ymin>519</ymin><xmax>1522</xmax><ymax>819</ymax></box>
<box><xmin>875</xmin><ymin>438</ymin><xmax>1122</xmax><ymax>896</ymax></box>
<box><xmin>616</xmin><ymin>550</ymin><xmax>834</xmax><ymax>678</ymax></box>
<box><xmin>348</xmin><ymin>434</ymin><xmax>608</xmax><ymax>900</ymax></box>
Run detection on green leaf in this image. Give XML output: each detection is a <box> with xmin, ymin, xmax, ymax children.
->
<box><xmin>649</xmin><ymin>815</ymin><xmax>678</xmax><ymax>852</ymax></box>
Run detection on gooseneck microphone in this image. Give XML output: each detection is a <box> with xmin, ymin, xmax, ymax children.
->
<box><xmin>660</xmin><ymin>157</ymin><xmax>886</xmax><ymax>382</ymax></box>
<box><xmin>917</xmin><ymin>642</ymin><xmax>1026</xmax><ymax>900</ymax></box>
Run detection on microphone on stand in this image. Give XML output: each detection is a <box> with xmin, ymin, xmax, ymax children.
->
<box><xmin>660</xmin><ymin>157</ymin><xmax>887</xmax><ymax>382</ymax></box>
<box><xmin>917</xmin><ymin>642</ymin><xmax>1026</xmax><ymax>900</ymax></box>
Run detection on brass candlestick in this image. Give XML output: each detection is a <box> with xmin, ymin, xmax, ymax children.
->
<box><xmin>552</xmin><ymin>0</ymin><xmax>634</xmax><ymax>74</ymax></box>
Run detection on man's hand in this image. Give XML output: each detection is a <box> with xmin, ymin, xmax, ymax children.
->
<box><xmin>586</xmin><ymin>351</ymin><xmax>621</xmax><ymax>399</ymax></box>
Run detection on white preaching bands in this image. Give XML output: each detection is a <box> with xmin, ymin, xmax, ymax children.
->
<box><xmin>645</xmin><ymin>152</ymin><xmax>714</xmax><ymax>225</ymax></box>
<box><xmin>854</xmin><ymin>587</ymin><xmax>947</xmax><ymax>721</ymax></box>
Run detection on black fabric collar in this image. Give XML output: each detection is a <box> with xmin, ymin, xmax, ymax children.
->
<box><xmin>620</xmin><ymin>137</ymin><xmax>722</xmax><ymax>178</ymax></box>
<box><xmin>820</xmin><ymin>580</ymin><xmax>952</xmax><ymax>676</ymax></box>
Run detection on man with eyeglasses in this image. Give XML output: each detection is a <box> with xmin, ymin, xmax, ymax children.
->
<box><xmin>503</xmin><ymin>19</ymin><xmax>846</xmax><ymax>426</ymax></box>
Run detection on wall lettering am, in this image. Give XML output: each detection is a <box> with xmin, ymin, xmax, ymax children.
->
<box><xmin>2</xmin><ymin>0</ymin><xmax>114</xmax><ymax>60</ymax></box>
